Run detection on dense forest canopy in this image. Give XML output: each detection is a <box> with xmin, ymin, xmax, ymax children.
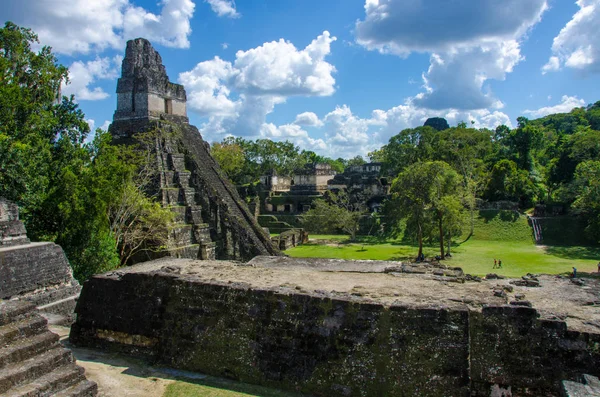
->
<box><xmin>211</xmin><ymin>103</ymin><xmax>600</xmax><ymax>245</ymax></box>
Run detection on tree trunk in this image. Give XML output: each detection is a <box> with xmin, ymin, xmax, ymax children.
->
<box><xmin>438</xmin><ymin>214</ymin><xmax>445</xmax><ymax>258</ymax></box>
<box><xmin>417</xmin><ymin>222</ymin><xmax>423</xmax><ymax>259</ymax></box>
<box><xmin>447</xmin><ymin>233</ymin><xmax>451</xmax><ymax>256</ymax></box>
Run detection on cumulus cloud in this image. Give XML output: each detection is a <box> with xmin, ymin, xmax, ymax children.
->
<box><xmin>231</xmin><ymin>32</ymin><xmax>337</xmax><ymax>96</ymax></box>
<box><xmin>257</xmin><ymin>102</ymin><xmax>513</xmax><ymax>159</ymax></box>
<box><xmin>179</xmin><ymin>32</ymin><xmax>337</xmax><ymax>140</ymax></box>
<box><xmin>205</xmin><ymin>0</ymin><xmax>240</xmax><ymax>18</ymax></box>
<box><xmin>3</xmin><ymin>0</ymin><xmax>195</xmax><ymax>55</ymax></box>
<box><xmin>62</xmin><ymin>56</ymin><xmax>121</xmax><ymax>101</ymax></box>
<box><xmin>523</xmin><ymin>95</ymin><xmax>586</xmax><ymax>118</ymax></box>
<box><xmin>544</xmin><ymin>0</ymin><xmax>600</xmax><ymax>74</ymax></box>
<box><xmin>355</xmin><ymin>0</ymin><xmax>548</xmax><ymax>110</ymax></box>
<box><xmin>294</xmin><ymin>112</ymin><xmax>323</xmax><ymax>127</ymax></box>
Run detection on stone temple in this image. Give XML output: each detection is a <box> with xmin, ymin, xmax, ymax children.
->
<box><xmin>109</xmin><ymin>38</ymin><xmax>279</xmax><ymax>262</ymax></box>
<box><xmin>65</xmin><ymin>39</ymin><xmax>600</xmax><ymax>397</ymax></box>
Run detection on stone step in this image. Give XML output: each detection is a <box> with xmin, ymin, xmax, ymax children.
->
<box><xmin>53</xmin><ymin>379</ymin><xmax>98</xmax><ymax>397</ymax></box>
<box><xmin>161</xmin><ymin>170</ymin><xmax>177</xmax><ymax>187</ymax></box>
<box><xmin>189</xmin><ymin>206</ymin><xmax>204</xmax><ymax>224</ymax></box>
<box><xmin>0</xmin><ymin>302</ymin><xmax>36</xmax><ymax>327</ymax></box>
<box><xmin>168</xmin><ymin>153</ymin><xmax>186</xmax><ymax>172</ymax></box>
<box><xmin>0</xmin><ymin>330</ymin><xmax>59</xmax><ymax>368</ymax></box>
<box><xmin>169</xmin><ymin>206</ymin><xmax>188</xmax><ymax>223</ymax></box>
<box><xmin>194</xmin><ymin>224</ymin><xmax>212</xmax><ymax>244</ymax></box>
<box><xmin>167</xmin><ymin>244</ymin><xmax>200</xmax><ymax>259</ymax></box>
<box><xmin>0</xmin><ymin>346</ymin><xmax>73</xmax><ymax>394</ymax></box>
<box><xmin>176</xmin><ymin>171</ymin><xmax>191</xmax><ymax>187</ymax></box>
<box><xmin>169</xmin><ymin>224</ymin><xmax>195</xmax><ymax>247</ymax></box>
<box><xmin>162</xmin><ymin>188</ymin><xmax>183</xmax><ymax>205</ymax></box>
<box><xmin>0</xmin><ymin>313</ymin><xmax>47</xmax><ymax>346</ymax></box>
<box><xmin>4</xmin><ymin>363</ymin><xmax>85</xmax><ymax>397</ymax></box>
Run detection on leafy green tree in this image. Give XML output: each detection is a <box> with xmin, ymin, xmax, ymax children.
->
<box><xmin>347</xmin><ymin>155</ymin><xmax>366</xmax><ymax>167</ymax></box>
<box><xmin>437</xmin><ymin>127</ymin><xmax>491</xmax><ymax>237</ymax></box>
<box><xmin>211</xmin><ymin>140</ymin><xmax>245</xmax><ymax>182</ymax></box>
<box><xmin>301</xmin><ymin>190</ymin><xmax>365</xmax><ymax>240</ymax></box>
<box><xmin>572</xmin><ymin>160</ymin><xmax>600</xmax><ymax>243</ymax></box>
<box><xmin>0</xmin><ymin>22</ymin><xmax>90</xmax><ymax>227</ymax></box>
<box><xmin>389</xmin><ymin>161</ymin><xmax>462</xmax><ymax>258</ymax></box>
<box><xmin>380</xmin><ymin>126</ymin><xmax>438</xmax><ymax>175</ymax></box>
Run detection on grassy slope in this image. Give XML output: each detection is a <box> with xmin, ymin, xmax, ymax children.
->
<box><xmin>286</xmin><ymin>210</ymin><xmax>600</xmax><ymax>277</ymax></box>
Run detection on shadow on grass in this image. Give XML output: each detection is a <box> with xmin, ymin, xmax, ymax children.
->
<box><xmin>545</xmin><ymin>245</ymin><xmax>600</xmax><ymax>260</ymax></box>
<box><xmin>164</xmin><ymin>376</ymin><xmax>309</xmax><ymax>397</ymax></box>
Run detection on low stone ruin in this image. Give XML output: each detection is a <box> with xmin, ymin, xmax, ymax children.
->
<box><xmin>0</xmin><ymin>198</ymin><xmax>81</xmax><ymax>325</ymax></box>
<box><xmin>70</xmin><ymin>256</ymin><xmax>600</xmax><ymax>396</ymax></box>
<box><xmin>270</xmin><ymin>228</ymin><xmax>307</xmax><ymax>250</ymax></box>
<box><xmin>0</xmin><ymin>300</ymin><xmax>97</xmax><ymax>396</ymax></box>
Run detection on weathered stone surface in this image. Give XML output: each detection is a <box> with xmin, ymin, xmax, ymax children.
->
<box><xmin>109</xmin><ymin>38</ymin><xmax>280</xmax><ymax>262</ymax></box>
<box><xmin>562</xmin><ymin>374</ymin><xmax>600</xmax><ymax>396</ymax></box>
<box><xmin>0</xmin><ymin>300</ymin><xmax>97</xmax><ymax>396</ymax></box>
<box><xmin>70</xmin><ymin>258</ymin><xmax>600</xmax><ymax>396</ymax></box>
<box><xmin>0</xmin><ymin>199</ymin><xmax>81</xmax><ymax>324</ymax></box>
<box><xmin>0</xmin><ymin>198</ymin><xmax>30</xmax><ymax>246</ymax></box>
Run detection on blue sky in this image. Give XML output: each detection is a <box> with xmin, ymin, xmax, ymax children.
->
<box><xmin>3</xmin><ymin>0</ymin><xmax>600</xmax><ymax>158</ymax></box>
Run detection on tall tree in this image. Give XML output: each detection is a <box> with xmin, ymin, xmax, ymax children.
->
<box><xmin>390</xmin><ymin>161</ymin><xmax>462</xmax><ymax>259</ymax></box>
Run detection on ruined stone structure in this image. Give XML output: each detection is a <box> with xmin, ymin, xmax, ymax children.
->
<box><xmin>0</xmin><ymin>198</ymin><xmax>81</xmax><ymax>325</ymax></box>
<box><xmin>260</xmin><ymin>163</ymin><xmax>336</xmax><ymax>214</ymax></box>
<box><xmin>109</xmin><ymin>38</ymin><xmax>279</xmax><ymax>261</ymax></box>
<box><xmin>0</xmin><ymin>300</ymin><xmax>97</xmax><ymax>396</ymax></box>
<box><xmin>71</xmin><ymin>257</ymin><xmax>600</xmax><ymax>396</ymax></box>
<box><xmin>270</xmin><ymin>228</ymin><xmax>307</xmax><ymax>250</ymax></box>
<box><xmin>328</xmin><ymin>162</ymin><xmax>389</xmax><ymax>212</ymax></box>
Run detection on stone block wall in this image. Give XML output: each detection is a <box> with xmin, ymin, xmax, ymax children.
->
<box><xmin>0</xmin><ymin>243</ymin><xmax>74</xmax><ymax>299</ymax></box>
<box><xmin>70</xmin><ymin>267</ymin><xmax>600</xmax><ymax>396</ymax></box>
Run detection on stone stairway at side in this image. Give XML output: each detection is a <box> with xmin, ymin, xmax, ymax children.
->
<box><xmin>156</xmin><ymin>136</ymin><xmax>216</xmax><ymax>260</ymax></box>
<box><xmin>0</xmin><ymin>300</ymin><xmax>97</xmax><ymax>396</ymax></box>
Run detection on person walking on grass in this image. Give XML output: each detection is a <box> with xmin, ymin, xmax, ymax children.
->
<box><xmin>498</xmin><ymin>259</ymin><xmax>502</xmax><ymax>269</ymax></box>
<box><xmin>572</xmin><ymin>266</ymin><xmax>577</xmax><ymax>278</ymax></box>
<box><xmin>493</xmin><ymin>259</ymin><xmax>497</xmax><ymax>269</ymax></box>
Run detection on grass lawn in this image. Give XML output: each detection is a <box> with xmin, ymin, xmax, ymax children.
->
<box><xmin>286</xmin><ymin>235</ymin><xmax>600</xmax><ymax>277</ymax></box>
<box><xmin>163</xmin><ymin>377</ymin><xmax>305</xmax><ymax>397</ymax></box>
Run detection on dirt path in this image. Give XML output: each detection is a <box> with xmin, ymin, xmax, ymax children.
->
<box><xmin>51</xmin><ymin>326</ymin><xmax>179</xmax><ymax>397</ymax></box>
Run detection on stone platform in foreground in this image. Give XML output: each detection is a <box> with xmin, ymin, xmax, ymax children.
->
<box><xmin>70</xmin><ymin>257</ymin><xmax>600</xmax><ymax>397</ymax></box>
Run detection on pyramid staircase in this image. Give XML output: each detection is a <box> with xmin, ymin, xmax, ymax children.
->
<box><xmin>0</xmin><ymin>300</ymin><xmax>97</xmax><ymax>396</ymax></box>
<box><xmin>155</xmin><ymin>135</ymin><xmax>216</xmax><ymax>260</ymax></box>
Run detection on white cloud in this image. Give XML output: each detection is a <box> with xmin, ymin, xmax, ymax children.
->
<box><xmin>62</xmin><ymin>56</ymin><xmax>121</xmax><ymax>100</ymax></box>
<box><xmin>179</xmin><ymin>57</ymin><xmax>238</xmax><ymax>117</ymax></box>
<box><xmin>123</xmin><ymin>0</ymin><xmax>195</xmax><ymax>49</ymax></box>
<box><xmin>413</xmin><ymin>41</ymin><xmax>522</xmax><ymax>109</ymax></box>
<box><xmin>542</xmin><ymin>56</ymin><xmax>561</xmax><ymax>74</ymax></box>
<box><xmin>523</xmin><ymin>95</ymin><xmax>586</xmax><ymax>118</ymax></box>
<box><xmin>231</xmin><ymin>31</ymin><xmax>337</xmax><ymax>96</ymax></box>
<box><xmin>222</xmin><ymin>43</ymin><xmax>229</xmax><ymax>50</ymax></box>
<box><xmin>258</xmin><ymin>102</ymin><xmax>513</xmax><ymax>159</ymax></box>
<box><xmin>294</xmin><ymin>112</ymin><xmax>323</xmax><ymax>127</ymax></box>
<box><xmin>205</xmin><ymin>0</ymin><xmax>240</xmax><ymax>18</ymax></box>
<box><xmin>179</xmin><ymin>32</ymin><xmax>337</xmax><ymax>140</ymax></box>
<box><xmin>355</xmin><ymin>0</ymin><xmax>548</xmax><ymax>110</ymax></box>
<box><xmin>4</xmin><ymin>0</ymin><xmax>195</xmax><ymax>55</ymax></box>
<box><xmin>544</xmin><ymin>0</ymin><xmax>600</xmax><ymax>74</ymax></box>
